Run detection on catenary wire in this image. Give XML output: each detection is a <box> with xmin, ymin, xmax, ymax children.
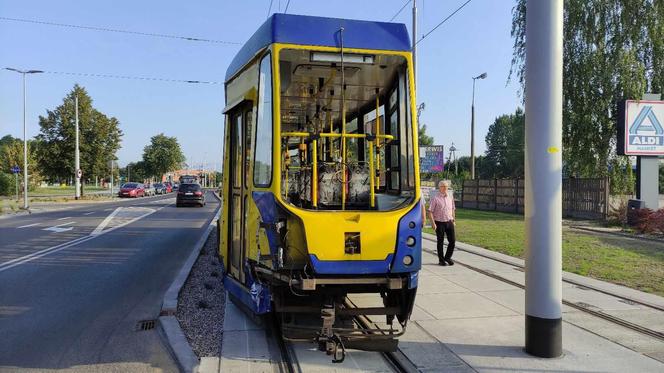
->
<box><xmin>267</xmin><ymin>0</ymin><xmax>274</xmax><ymax>18</ymax></box>
<box><xmin>389</xmin><ymin>0</ymin><xmax>412</xmax><ymax>22</ymax></box>
<box><xmin>0</xmin><ymin>16</ymin><xmax>241</xmax><ymax>45</ymax></box>
<box><xmin>416</xmin><ymin>0</ymin><xmax>472</xmax><ymax>45</ymax></box>
<box><xmin>39</xmin><ymin>70</ymin><xmax>222</xmax><ymax>84</ymax></box>
<box><xmin>284</xmin><ymin>0</ymin><xmax>292</xmax><ymax>13</ymax></box>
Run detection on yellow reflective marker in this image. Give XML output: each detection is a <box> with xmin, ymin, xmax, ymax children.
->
<box><xmin>547</xmin><ymin>147</ymin><xmax>560</xmax><ymax>154</ymax></box>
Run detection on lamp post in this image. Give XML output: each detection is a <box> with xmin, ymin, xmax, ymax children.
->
<box><xmin>5</xmin><ymin>67</ymin><xmax>43</xmax><ymax>210</ymax></box>
<box><xmin>74</xmin><ymin>94</ymin><xmax>81</xmax><ymax>199</ymax></box>
<box><xmin>471</xmin><ymin>72</ymin><xmax>487</xmax><ymax>179</ymax></box>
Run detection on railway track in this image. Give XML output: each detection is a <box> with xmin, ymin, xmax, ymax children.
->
<box><xmin>422</xmin><ymin>235</ymin><xmax>664</xmax><ymax>343</ymax></box>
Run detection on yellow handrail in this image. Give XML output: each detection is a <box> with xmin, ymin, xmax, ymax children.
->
<box><xmin>312</xmin><ymin>139</ymin><xmax>318</xmax><ymax>208</ymax></box>
<box><xmin>368</xmin><ymin>140</ymin><xmax>375</xmax><ymax>208</ymax></box>
<box><xmin>375</xmin><ymin>95</ymin><xmax>381</xmax><ymax>190</ymax></box>
<box><xmin>281</xmin><ymin>131</ymin><xmax>394</xmax><ymax>141</ymax></box>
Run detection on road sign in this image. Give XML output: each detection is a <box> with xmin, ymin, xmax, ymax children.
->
<box><xmin>419</xmin><ymin>145</ymin><xmax>445</xmax><ymax>173</ymax></box>
<box><xmin>77</xmin><ymin>169</ymin><xmax>82</xmax><ymax>178</ymax></box>
<box><xmin>10</xmin><ymin>166</ymin><xmax>20</xmax><ymax>174</ymax></box>
<box><xmin>618</xmin><ymin>100</ymin><xmax>664</xmax><ymax>155</ymax></box>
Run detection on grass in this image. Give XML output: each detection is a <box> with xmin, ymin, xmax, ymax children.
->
<box><xmin>32</xmin><ymin>186</ymin><xmax>106</xmax><ymax>196</ymax></box>
<box><xmin>425</xmin><ymin>209</ymin><xmax>664</xmax><ymax>296</ymax></box>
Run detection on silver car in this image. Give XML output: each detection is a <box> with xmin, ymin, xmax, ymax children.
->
<box><xmin>143</xmin><ymin>183</ymin><xmax>156</xmax><ymax>196</ymax></box>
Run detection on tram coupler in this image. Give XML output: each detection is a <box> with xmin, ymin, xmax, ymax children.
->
<box><xmin>316</xmin><ymin>301</ymin><xmax>345</xmax><ymax>363</ymax></box>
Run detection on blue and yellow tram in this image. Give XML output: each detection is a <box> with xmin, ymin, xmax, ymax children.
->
<box><xmin>219</xmin><ymin>13</ymin><xmax>421</xmax><ymax>358</ymax></box>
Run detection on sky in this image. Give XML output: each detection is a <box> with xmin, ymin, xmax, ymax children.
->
<box><xmin>0</xmin><ymin>0</ymin><xmax>522</xmax><ymax>171</ymax></box>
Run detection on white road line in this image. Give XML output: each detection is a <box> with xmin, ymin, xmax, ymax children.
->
<box><xmin>43</xmin><ymin>221</ymin><xmax>76</xmax><ymax>233</ymax></box>
<box><xmin>91</xmin><ymin>208</ymin><xmax>121</xmax><ymax>235</ymax></box>
<box><xmin>83</xmin><ymin>212</ymin><xmax>94</xmax><ymax>215</ymax></box>
<box><xmin>57</xmin><ymin>217</ymin><xmax>73</xmax><ymax>220</ymax></box>
<box><xmin>0</xmin><ymin>206</ymin><xmax>164</xmax><ymax>272</ymax></box>
<box><xmin>17</xmin><ymin>223</ymin><xmax>39</xmax><ymax>229</ymax></box>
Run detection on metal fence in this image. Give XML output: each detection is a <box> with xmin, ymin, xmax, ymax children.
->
<box><xmin>456</xmin><ymin>178</ymin><xmax>609</xmax><ymax>220</ymax></box>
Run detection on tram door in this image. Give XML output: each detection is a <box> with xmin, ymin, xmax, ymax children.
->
<box><xmin>227</xmin><ymin>105</ymin><xmax>252</xmax><ymax>282</ymax></box>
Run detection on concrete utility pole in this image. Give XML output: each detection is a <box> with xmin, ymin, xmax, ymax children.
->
<box><xmin>524</xmin><ymin>0</ymin><xmax>564</xmax><ymax>358</ymax></box>
<box><xmin>470</xmin><ymin>72</ymin><xmax>487</xmax><ymax>179</ymax></box>
<box><xmin>75</xmin><ymin>94</ymin><xmax>81</xmax><ymax>200</ymax></box>
<box><xmin>412</xmin><ymin>0</ymin><xmax>417</xmax><ymax>87</ymax></box>
<box><xmin>5</xmin><ymin>68</ymin><xmax>43</xmax><ymax>210</ymax></box>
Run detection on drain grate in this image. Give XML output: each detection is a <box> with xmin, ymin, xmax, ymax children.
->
<box><xmin>135</xmin><ymin>319</ymin><xmax>156</xmax><ymax>331</ymax></box>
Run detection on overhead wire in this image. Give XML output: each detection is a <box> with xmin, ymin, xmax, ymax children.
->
<box><xmin>284</xmin><ymin>0</ymin><xmax>292</xmax><ymax>13</ymax></box>
<box><xmin>0</xmin><ymin>16</ymin><xmax>241</xmax><ymax>45</ymax></box>
<box><xmin>39</xmin><ymin>69</ymin><xmax>222</xmax><ymax>84</ymax></box>
<box><xmin>389</xmin><ymin>0</ymin><xmax>412</xmax><ymax>22</ymax></box>
<box><xmin>416</xmin><ymin>0</ymin><xmax>472</xmax><ymax>45</ymax></box>
<box><xmin>267</xmin><ymin>0</ymin><xmax>274</xmax><ymax>18</ymax></box>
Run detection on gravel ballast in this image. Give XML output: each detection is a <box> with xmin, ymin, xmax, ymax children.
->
<box><xmin>176</xmin><ymin>228</ymin><xmax>226</xmax><ymax>357</ymax></box>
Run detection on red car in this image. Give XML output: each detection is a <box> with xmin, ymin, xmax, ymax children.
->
<box><xmin>163</xmin><ymin>182</ymin><xmax>173</xmax><ymax>193</ymax></box>
<box><xmin>118</xmin><ymin>182</ymin><xmax>145</xmax><ymax>198</ymax></box>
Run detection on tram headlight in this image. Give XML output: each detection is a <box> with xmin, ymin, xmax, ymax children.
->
<box><xmin>402</xmin><ymin>255</ymin><xmax>413</xmax><ymax>266</ymax></box>
<box><xmin>406</xmin><ymin>236</ymin><xmax>416</xmax><ymax>247</ymax></box>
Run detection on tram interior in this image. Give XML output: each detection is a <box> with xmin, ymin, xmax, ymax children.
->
<box><xmin>279</xmin><ymin>49</ymin><xmax>416</xmax><ymax>211</ymax></box>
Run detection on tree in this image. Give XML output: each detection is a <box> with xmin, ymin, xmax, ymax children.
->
<box><xmin>510</xmin><ymin>0</ymin><xmax>663</xmax><ymax>178</ymax></box>
<box><xmin>142</xmin><ymin>134</ymin><xmax>185</xmax><ymax>178</ymax></box>
<box><xmin>120</xmin><ymin>161</ymin><xmax>148</xmax><ymax>182</ymax></box>
<box><xmin>36</xmin><ymin>85</ymin><xmax>123</xmax><ymax>183</ymax></box>
<box><xmin>416</xmin><ymin>103</ymin><xmax>434</xmax><ymax>146</ymax></box>
<box><xmin>484</xmin><ymin>108</ymin><xmax>525</xmax><ymax>178</ymax></box>
<box><xmin>0</xmin><ymin>137</ymin><xmax>41</xmax><ymax>189</ymax></box>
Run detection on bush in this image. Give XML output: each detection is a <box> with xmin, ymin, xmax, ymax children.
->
<box><xmin>0</xmin><ymin>173</ymin><xmax>13</xmax><ymax>196</ymax></box>
<box><xmin>632</xmin><ymin>208</ymin><xmax>664</xmax><ymax>235</ymax></box>
<box><xmin>607</xmin><ymin>198</ymin><xmax>628</xmax><ymax>226</ymax></box>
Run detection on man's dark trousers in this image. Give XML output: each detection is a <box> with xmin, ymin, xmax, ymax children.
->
<box><xmin>434</xmin><ymin>221</ymin><xmax>456</xmax><ymax>262</ymax></box>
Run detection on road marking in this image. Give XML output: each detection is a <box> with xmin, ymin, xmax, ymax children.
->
<box><xmin>91</xmin><ymin>208</ymin><xmax>121</xmax><ymax>235</ymax></box>
<box><xmin>0</xmin><ymin>206</ymin><xmax>164</xmax><ymax>272</ymax></box>
<box><xmin>43</xmin><ymin>221</ymin><xmax>76</xmax><ymax>233</ymax></box>
<box><xmin>57</xmin><ymin>217</ymin><xmax>73</xmax><ymax>220</ymax></box>
<box><xmin>17</xmin><ymin>223</ymin><xmax>39</xmax><ymax>229</ymax></box>
<box><xmin>83</xmin><ymin>212</ymin><xmax>94</xmax><ymax>215</ymax></box>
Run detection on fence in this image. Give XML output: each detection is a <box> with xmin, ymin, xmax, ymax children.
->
<box><xmin>456</xmin><ymin>178</ymin><xmax>609</xmax><ymax>220</ymax></box>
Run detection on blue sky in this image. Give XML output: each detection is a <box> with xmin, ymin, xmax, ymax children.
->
<box><xmin>0</xmin><ymin>0</ymin><xmax>521</xmax><ymax>170</ymax></box>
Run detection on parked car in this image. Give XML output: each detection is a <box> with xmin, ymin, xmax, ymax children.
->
<box><xmin>153</xmin><ymin>183</ymin><xmax>167</xmax><ymax>194</ymax></box>
<box><xmin>164</xmin><ymin>182</ymin><xmax>173</xmax><ymax>193</ymax></box>
<box><xmin>118</xmin><ymin>182</ymin><xmax>145</xmax><ymax>198</ymax></box>
<box><xmin>144</xmin><ymin>183</ymin><xmax>156</xmax><ymax>196</ymax></box>
<box><xmin>176</xmin><ymin>183</ymin><xmax>205</xmax><ymax>207</ymax></box>
<box><xmin>173</xmin><ymin>183</ymin><xmax>180</xmax><ymax>192</ymax></box>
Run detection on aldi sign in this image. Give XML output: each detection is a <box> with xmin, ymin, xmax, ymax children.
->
<box><xmin>618</xmin><ymin>100</ymin><xmax>664</xmax><ymax>155</ymax></box>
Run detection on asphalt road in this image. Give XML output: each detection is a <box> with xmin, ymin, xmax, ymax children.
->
<box><xmin>0</xmin><ymin>191</ymin><xmax>220</xmax><ymax>372</ymax></box>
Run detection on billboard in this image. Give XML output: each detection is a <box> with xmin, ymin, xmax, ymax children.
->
<box><xmin>419</xmin><ymin>145</ymin><xmax>445</xmax><ymax>173</ymax></box>
<box><xmin>618</xmin><ymin>100</ymin><xmax>664</xmax><ymax>155</ymax></box>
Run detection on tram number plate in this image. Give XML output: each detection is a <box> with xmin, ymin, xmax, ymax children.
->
<box><xmin>344</xmin><ymin>232</ymin><xmax>361</xmax><ymax>255</ymax></box>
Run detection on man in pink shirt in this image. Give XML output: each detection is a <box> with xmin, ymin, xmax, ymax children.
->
<box><xmin>428</xmin><ymin>180</ymin><xmax>456</xmax><ymax>266</ymax></box>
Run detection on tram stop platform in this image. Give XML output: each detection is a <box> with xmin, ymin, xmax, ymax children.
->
<box><xmin>217</xmin><ymin>234</ymin><xmax>664</xmax><ymax>372</ymax></box>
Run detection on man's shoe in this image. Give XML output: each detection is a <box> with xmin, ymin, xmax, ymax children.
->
<box><xmin>445</xmin><ymin>258</ymin><xmax>455</xmax><ymax>266</ymax></box>
<box><xmin>439</xmin><ymin>261</ymin><xmax>448</xmax><ymax>266</ymax></box>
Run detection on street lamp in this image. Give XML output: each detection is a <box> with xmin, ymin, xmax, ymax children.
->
<box><xmin>5</xmin><ymin>67</ymin><xmax>43</xmax><ymax>210</ymax></box>
<box><xmin>471</xmin><ymin>72</ymin><xmax>487</xmax><ymax>179</ymax></box>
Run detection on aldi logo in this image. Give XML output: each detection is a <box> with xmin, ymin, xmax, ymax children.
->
<box><xmin>618</xmin><ymin>100</ymin><xmax>664</xmax><ymax>155</ymax></box>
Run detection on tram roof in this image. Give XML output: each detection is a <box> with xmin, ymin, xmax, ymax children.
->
<box><xmin>225</xmin><ymin>13</ymin><xmax>411</xmax><ymax>81</ymax></box>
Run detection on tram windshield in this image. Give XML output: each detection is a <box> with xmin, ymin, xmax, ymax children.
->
<box><xmin>279</xmin><ymin>49</ymin><xmax>416</xmax><ymax>211</ymax></box>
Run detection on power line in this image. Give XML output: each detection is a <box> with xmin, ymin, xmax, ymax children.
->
<box><xmin>267</xmin><ymin>0</ymin><xmax>274</xmax><ymax>18</ymax></box>
<box><xmin>416</xmin><ymin>0</ymin><xmax>472</xmax><ymax>45</ymax></box>
<box><xmin>0</xmin><ymin>16</ymin><xmax>241</xmax><ymax>45</ymax></box>
<box><xmin>284</xmin><ymin>0</ymin><xmax>292</xmax><ymax>13</ymax></box>
<box><xmin>39</xmin><ymin>69</ymin><xmax>222</xmax><ymax>84</ymax></box>
<box><xmin>389</xmin><ymin>0</ymin><xmax>412</xmax><ymax>22</ymax></box>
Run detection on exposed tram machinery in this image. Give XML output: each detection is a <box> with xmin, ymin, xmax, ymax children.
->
<box><xmin>219</xmin><ymin>14</ymin><xmax>422</xmax><ymax>362</ymax></box>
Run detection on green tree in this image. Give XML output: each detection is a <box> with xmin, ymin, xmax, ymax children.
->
<box><xmin>416</xmin><ymin>103</ymin><xmax>434</xmax><ymax>146</ymax></box>
<box><xmin>142</xmin><ymin>134</ymin><xmax>185</xmax><ymax>178</ymax></box>
<box><xmin>36</xmin><ymin>85</ymin><xmax>123</xmax><ymax>183</ymax></box>
<box><xmin>484</xmin><ymin>108</ymin><xmax>525</xmax><ymax>178</ymax></box>
<box><xmin>510</xmin><ymin>0</ymin><xmax>663</xmax><ymax>178</ymax></box>
<box><xmin>0</xmin><ymin>138</ymin><xmax>41</xmax><ymax>189</ymax></box>
<box><xmin>120</xmin><ymin>161</ymin><xmax>149</xmax><ymax>182</ymax></box>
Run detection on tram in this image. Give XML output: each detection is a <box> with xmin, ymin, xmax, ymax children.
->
<box><xmin>219</xmin><ymin>13</ymin><xmax>421</xmax><ymax>360</ymax></box>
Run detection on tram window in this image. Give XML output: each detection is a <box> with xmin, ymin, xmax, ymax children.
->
<box><xmin>278</xmin><ymin>48</ymin><xmax>415</xmax><ymax>211</ymax></box>
<box><xmin>254</xmin><ymin>54</ymin><xmax>273</xmax><ymax>187</ymax></box>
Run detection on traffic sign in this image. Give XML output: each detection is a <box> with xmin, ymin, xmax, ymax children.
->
<box><xmin>77</xmin><ymin>169</ymin><xmax>82</xmax><ymax>178</ymax></box>
<box><xmin>10</xmin><ymin>166</ymin><xmax>20</xmax><ymax>174</ymax></box>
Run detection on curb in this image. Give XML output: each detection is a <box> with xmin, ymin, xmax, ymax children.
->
<box><xmin>158</xmin><ymin>192</ymin><xmax>221</xmax><ymax>373</ymax></box>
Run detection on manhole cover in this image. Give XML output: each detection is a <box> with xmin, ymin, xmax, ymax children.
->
<box><xmin>135</xmin><ymin>319</ymin><xmax>156</xmax><ymax>331</ymax></box>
